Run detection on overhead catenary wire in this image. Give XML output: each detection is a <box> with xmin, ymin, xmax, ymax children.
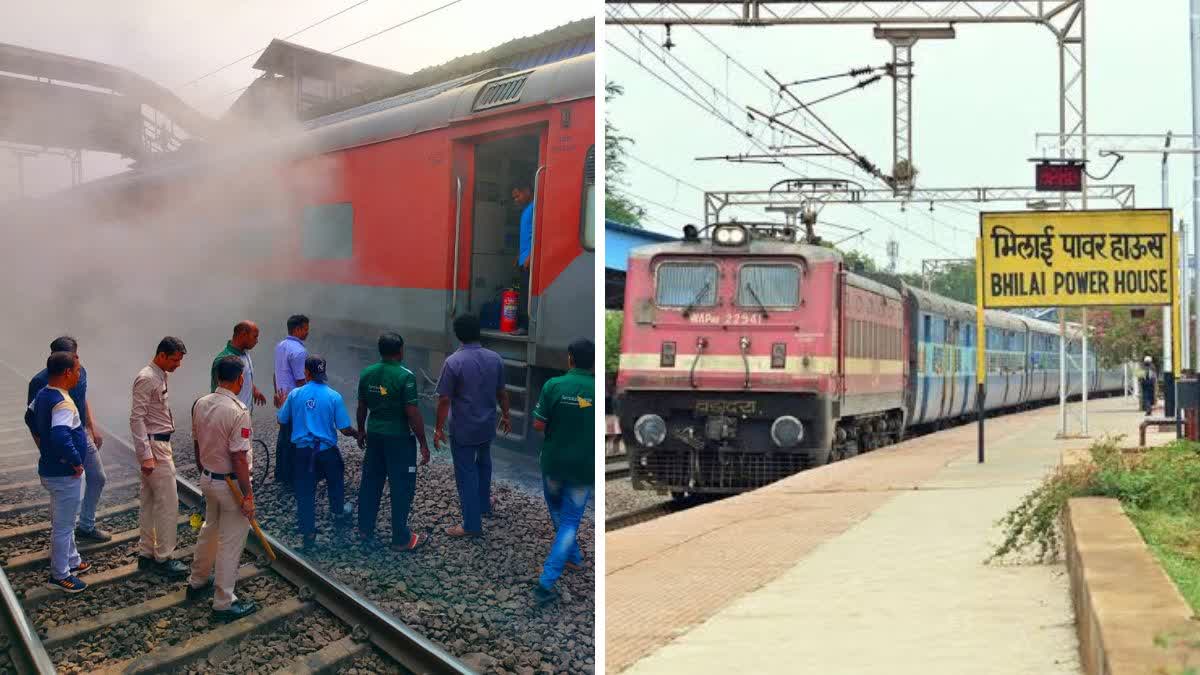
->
<box><xmin>178</xmin><ymin>0</ymin><xmax>377</xmax><ymax>89</ymax></box>
<box><xmin>608</xmin><ymin>35</ymin><xmax>962</xmax><ymax>260</ymax></box>
<box><xmin>207</xmin><ymin>0</ymin><xmax>467</xmax><ymax>104</ymax></box>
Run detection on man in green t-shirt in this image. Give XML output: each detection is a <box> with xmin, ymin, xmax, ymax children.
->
<box><xmin>531</xmin><ymin>338</ymin><xmax>595</xmax><ymax>605</ymax></box>
<box><xmin>354</xmin><ymin>333</ymin><xmax>431</xmax><ymax>552</ymax></box>
<box><xmin>209</xmin><ymin>321</ymin><xmax>267</xmax><ymax>410</ymax></box>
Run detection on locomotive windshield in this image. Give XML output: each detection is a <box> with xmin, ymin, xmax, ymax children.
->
<box><xmin>655</xmin><ymin>262</ymin><xmax>718</xmax><ymax>306</ymax></box>
<box><xmin>737</xmin><ymin>264</ymin><xmax>800</xmax><ymax>308</ymax></box>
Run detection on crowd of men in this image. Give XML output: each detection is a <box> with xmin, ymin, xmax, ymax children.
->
<box><xmin>24</xmin><ymin>313</ymin><xmax>594</xmax><ymax>619</ymax></box>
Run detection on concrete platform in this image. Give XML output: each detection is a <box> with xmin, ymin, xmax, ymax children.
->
<box><xmin>606</xmin><ymin>396</ymin><xmax>1171</xmax><ymax>674</ymax></box>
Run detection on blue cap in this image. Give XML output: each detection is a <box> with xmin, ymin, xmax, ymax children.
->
<box><xmin>305</xmin><ymin>354</ymin><xmax>328</xmax><ymax>382</ymax></box>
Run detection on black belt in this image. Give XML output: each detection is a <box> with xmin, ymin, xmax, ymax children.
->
<box><xmin>202</xmin><ymin>469</ymin><xmax>228</xmax><ymax>480</ymax></box>
<box><xmin>150</xmin><ymin>433</ymin><xmax>172</xmax><ymax>442</ymax></box>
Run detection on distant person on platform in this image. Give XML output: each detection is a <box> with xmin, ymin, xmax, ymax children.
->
<box><xmin>1139</xmin><ymin>355</ymin><xmax>1158</xmax><ymax>415</ymax></box>
<box><xmin>27</xmin><ymin>336</ymin><xmax>110</xmax><ymax>543</ymax></box>
<box><xmin>512</xmin><ymin>179</ymin><xmax>535</xmax><ymax>335</ymax></box>
<box><xmin>434</xmin><ymin>314</ymin><xmax>509</xmax><ymax>538</ymax></box>
<box><xmin>531</xmin><ymin>338</ymin><xmax>595</xmax><ymax>605</ymax></box>
<box><xmin>25</xmin><ymin>352</ymin><xmax>91</xmax><ymax>593</ymax></box>
<box><xmin>130</xmin><ymin>336</ymin><xmax>189</xmax><ymax>579</ymax></box>
<box><xmin>277</xmin><ymin>355</ymin><xmax>357</xmax><ymax>551</ymax></box>
<box><xmin>211</xmin><ymin>321</ymin><xmax>267</xmax><ymax>410</ymax></box>
<box><xmin>273</xmin><ymin>314</ymin><xmax>310</xmax><ymax>489</ymax></box>
<box><xmin>188</xmin><ymin>356</ymin><xmax>258</xmax><ymax>621</ymax></box>
<box><xmin>355</xmin><ymin>333</ymin><xmax>431</xmax><ymax>552</ymax></box>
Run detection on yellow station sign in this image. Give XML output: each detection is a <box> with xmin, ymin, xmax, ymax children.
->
<box><xmin>979</xmin><ymin>209</ymin><xmax>1173</xmax><ymax>308</ymax></box>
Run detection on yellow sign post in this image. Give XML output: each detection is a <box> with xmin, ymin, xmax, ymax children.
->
<box><xmin>980</xmin><ymin>209</ymin><xmax>1174</xmax><ymax>308</ymax></box>
<box><xmin>975</xmin><ymin>209</ymin><xmax>1176</xmax><ymax>461</ymax></box>
<box><xmin>975</xmin><ymin>237</ymin><xmax>986</xmax><ymax>463</ymax></box>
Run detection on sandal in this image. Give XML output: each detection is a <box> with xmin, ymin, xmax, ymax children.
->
<box><xmin>392</xmin><ymin>532</ymin><xmax>429</xmax><ymax>553</ymax></box>
<box><xmin>445</xmin><ymin>525</ymin><xmax>482</xmax><ymax>538</ymax></box>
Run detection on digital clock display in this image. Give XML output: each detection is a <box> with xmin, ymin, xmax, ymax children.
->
<box><xmin>1035</xmin><ymin>162</ymin><xmax>1083</xmax><ymax>192</ymax></box>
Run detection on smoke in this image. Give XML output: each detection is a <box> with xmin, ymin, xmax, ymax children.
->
<box><xmin>0</xmin><ymin>104</ymin><xmax>340</xmax><ymax>438</ymax></box>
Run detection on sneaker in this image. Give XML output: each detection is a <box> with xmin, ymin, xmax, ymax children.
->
<box><xmin>70</xmin><ymin>561</ymin><xmax>92</xmax><ymax>574</ymax></box>
<box><xmin>75</xmin><ymin>526</ymin><xmax>112</xmax><ymax>542</ymax></box>
<box><xmin>136</xmin><ymin>555</ymin><xmax>156</xmax><ymax>571</ymax></box>
<box><xmin>186</xmin><ymin>579</ymin><xmax>213</xmax><ymax>601</ymax></box>
<box><xmin>46</xmin><ymin>574</ymin><xmax>87</xmax><ymax>594</ymax></box>
<box><xmin>390</xmin><ymin>532</ymin><xmax>429</xmax><ymax>553</ymax></box>
<box><xmin>532</xmin><ymin>582</ymin><xmax>555</xmax><ymax>605</ymax></box>
<box><xmin>212</xmin><ymin>599</ymin><xmax>257</xmax><ymax>622</ymax></box>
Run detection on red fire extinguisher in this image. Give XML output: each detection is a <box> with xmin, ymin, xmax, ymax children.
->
<box><xmin>500</xmin><ymin>289</ymin><xmax>519</xmax><ymax>333</ymax></box>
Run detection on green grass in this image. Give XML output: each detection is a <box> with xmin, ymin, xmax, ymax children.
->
<box><xmin>1128</xmin><ymin>508</ymin><xmax>1200</xmax><ymax>614</ymax></box>
<box><xmin>992</xmin><ymin>437</ymin><xmax>1200</xmax><ymax>568</ymax></box>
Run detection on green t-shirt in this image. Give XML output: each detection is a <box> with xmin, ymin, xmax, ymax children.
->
<box><xmin>210</xmin><ymin>342</ymin><xmax>246</xmax><ymax>392</ymax></box>
<box><xmin>357</xmin><ymin>360</ymin><xmax>419</xmax><ymax>437</ymax></box>
<box><xmin>532</xmin><ymin>369</ymin><xmax>595</xmax><ymax>484</ymax></box>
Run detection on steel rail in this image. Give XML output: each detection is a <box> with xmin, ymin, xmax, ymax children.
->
<box><xmin>0</xmin><ymin>358</ymin><xmax>469</xmax><ymax>675</ymax></box>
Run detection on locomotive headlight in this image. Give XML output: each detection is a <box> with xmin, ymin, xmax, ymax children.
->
<box><xmin>770</xmin><ymin>415</ymin><xmax>804</xmax><ymax>448</ymax></box>
<box><xmin>771</xmin><ymin>342</ymin><xmax>787</xmax><ymax>369</ymax></box>
<box><xmin>661</xmin><ymin>341</ymin><xmax>677</xmax><ymax>367</ymax></box>
<box><xmin>713</xmin><ymin>224</ymin><xmax>747</xmax><ymax>246</ymax></box>
<box><xmin>634</xmin><ymin>414</ymin><xmax>667</xmax><ymax>447</ymax></box>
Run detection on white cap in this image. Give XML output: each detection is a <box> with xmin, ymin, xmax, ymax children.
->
<box><xmin>1144</xmin><ymin>356</ymin><xmax>1153</xmax><ymax>364</ymax></box>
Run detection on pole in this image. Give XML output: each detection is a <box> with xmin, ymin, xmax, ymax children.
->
<box><xmin>1082</xmin><ymin>307</ymin><xmax>1089</xmax><ymax>434</ymax></box>
<box><xmin>1165</xmin><ymin>135</ymin><xmax>1176</xmax><ymax>417</ymax></box>
<box><xmin>1184</xmin><ymin>220</ymin><xmax>1192</xmax><ymax>370</ymax></box>
<box><xmin>1192</xmin><ymin>0</ymin><xmax>1200</xmax><ymax>371</ymax></box>
<box><xmin>1177</xmin><ymin>232</ymin><xmax>1185</xmax><ymax>438</ymax></box>
<box><xmin>976</xmin><ymin>238</ymin><xmax>986</xmax><ymax>463</ymax></box>
<box><xmin>1059</xmin><ymin>311</ymin><xmax>1067</xmax><ymax>435</ymax></box>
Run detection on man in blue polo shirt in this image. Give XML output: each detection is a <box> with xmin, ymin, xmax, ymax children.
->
<box><xmin>27</xmin><ymin>336</ymin><xmax>110</xmax><ymax>543</ymax></box>
<box><xmin>273</xmin><ymin>314</ymin><xmax>310</xmax><ymax>489</ymax></box>
<box><xmin>277</xmin><ymin>354</ymin><xmax>357</xmax><ymax>550</ymax></box>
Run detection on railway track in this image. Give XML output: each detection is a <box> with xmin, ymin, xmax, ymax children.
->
<box><xmin>0</xmin><ymin>365</ymin><xmax>470</xmax><ymax>674</ymax></box>
<box><xmin>605</xmin><ymin>454</ymin><xmax>629</xmax><ymax>481</ymax></box>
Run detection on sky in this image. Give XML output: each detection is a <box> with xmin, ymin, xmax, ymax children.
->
<box><xmin>605</xmin><ymin>1</ymin><xmax>1196</xmax><ymax>274</ymax></box>
<box><xmin>0</xmin><ymin>0</ymin><xmax>592</xmax><ymax>195</ymax></box>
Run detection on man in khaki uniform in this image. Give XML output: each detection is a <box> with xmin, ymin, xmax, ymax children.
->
<box><xmin>130</xmin><ymin>336</ymin><xmax>189</xmax><ymax>579</ymax></box>
<box><xmin>187</xmin><ymin>356</ymin><xmax>257</xmax><ymax>620</ymax></box>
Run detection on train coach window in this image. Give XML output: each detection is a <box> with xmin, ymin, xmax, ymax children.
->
<box><xmin>580</xmin><ymin>146</ymin><xmax>595</xmax><ymax>251</ymax></box>
<box><xmin>302</xmin><ymin>202</ymin><xmax>353</xmax><ymax>260</ymax></box>
<box><xmin>737</xmin><ymin>264</ymin><xmax>800</xmax><ymax>308</ymax></box>
<box><xmin>655</xmin><ymin>262</ymin><xmax>718</xmax><ymax>307</ymax></box>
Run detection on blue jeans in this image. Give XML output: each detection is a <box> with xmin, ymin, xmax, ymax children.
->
<box><xmin>450</xmin><ymin>440</ymin><xmax>492</xmax><ymax>533</ymax></box>
<box><xmin>294</xmin><ymin>446</ymin><xmax>345</xmax><ymax>536</ymax></box>
<box><xmin>358</xmin><ymin>433</ymin><xmax>416</xmax><ymax>544</ymax></box>
<box><xmin>77</xmin><ymin>433</ymin><xmax>107</xmax><ymax>532</ymax></box>
<box><xmin>538</xmin><ymin>476</ymin><xmax>590</xmax><ymax>590</ymax></box>
<box><xmin>41</xmin><ymin>475</ymin><xmax>83</xmax><ymax>580</ymax></box>
<box><xmin>276</xmin><ymin>422</ymin><xmax>294</xmax><ymax>486</ymax></box>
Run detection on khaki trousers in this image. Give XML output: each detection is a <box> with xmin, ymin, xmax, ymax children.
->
<box><xmin>138</xmin><ymin>446</ymin><xmax>178</xmax><ymax>561</ymax></box>
<box><xmin>188</xmin><ymin>474</ymin><xmax>250</xmax><ymax>610</ymax></box>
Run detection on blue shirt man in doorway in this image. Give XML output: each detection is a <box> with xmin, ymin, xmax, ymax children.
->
<box><xmin>512</xmin><ymin>180</ymin><xmax>534</xmax><ymax>336</ymax></box>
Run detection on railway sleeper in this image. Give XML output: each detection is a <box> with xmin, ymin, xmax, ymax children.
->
<box><xmin>41</xmin><ymin>562</ymin><xmax>264</xmax><ymax>649</ymax></box>
<box><xmin>23</xmin><ymin>544</ymin><xmax>200</xmax><ymax>609</ymax></box>
<box><xmin>270</xmin><ymin>633</ymin><xmax>372</xmax><ymax>675</ymax></box>
<box><xmin>4</xmin><ymin>515</ymin><xmax>190</xmax><ymax>573</ymax></box>
<box><xmin>91</xmin><ymin>597</ymin><xmax>312</xmax><ymax>674</ymax></box>
<box><xmin>0</xmin><ymin>500</ymin><xmax>140</xmax><ymax>544</ymax></box>
<box><xmin>0</xmin><ymin>477</ymin><xmax>139</xmax><ymax>518</ymax></box>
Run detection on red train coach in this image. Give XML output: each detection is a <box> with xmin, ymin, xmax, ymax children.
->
<box><xmin>9</xmin><ymin>53</ymin><xmax>595</xmax><ymax>453</ymax></box>
<box><xmin>616</xmin><ymin>222</ymin><xmax>906</xmax><ymax>495</ymax></box>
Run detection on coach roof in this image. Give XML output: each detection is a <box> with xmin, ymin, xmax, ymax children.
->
<box><xmin>629</xmin><ymin>238</ymin><xmax>843</xmax><ymax>264</ymax></box>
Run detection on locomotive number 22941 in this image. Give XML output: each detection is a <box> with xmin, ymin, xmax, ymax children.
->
<box><xmin>688</xmin><ymin>312</ymin><xmax>764</xmax><ymax>325</ymax></box>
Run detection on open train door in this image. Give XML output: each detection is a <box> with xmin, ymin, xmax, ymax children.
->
<box><xmin>450</xmin><ymin>125</ymin><xmax>549</xmax><ymax>447</ymax></box>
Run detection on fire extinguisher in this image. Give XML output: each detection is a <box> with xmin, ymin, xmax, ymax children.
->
<box><xmin>500</xmin><ymin>288</ymin><xmax>519</xmax><ymax>333</ymax></box>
